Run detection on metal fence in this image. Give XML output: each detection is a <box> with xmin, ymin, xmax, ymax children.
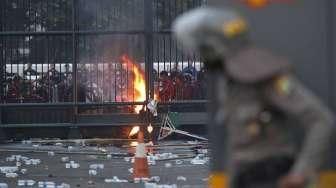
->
<box><xmin>0</xmin><ymin>0</ymin><xmax>206</xmax><ymax>126</ymax></box>
<box><xmin>1</xmin><ymin>0</ymin><xmax>206</xmax><ymax>105</ymax></box>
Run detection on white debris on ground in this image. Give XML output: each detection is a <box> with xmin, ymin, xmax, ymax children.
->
<box><xmin>0</xmin><ymin>166</ymin><xmax>18</xmax><ymax>173</ymax></box>
<box><xmin>37</xmin><ymin>181</ymin><xmax>70</xmax><ymax>188</ymax></box>
<box><xmin>17</xmin><ymin>179</ymin><xmax>35</xmax><ymax>186</ymax></box>
<box><xmin>164</xmin><ymin>163</ymin><xmax>172</xmax><ymax>168</ymax></box>
<box><xmin>89</xmin><ymin>164</ymin><xmax>104</xmax><ymax>170</ymax></box>
<box><xmin>144</xmin><ymin>182</ymin><xmax>177</xmax><ymax>188</ymax></box>
<box><xmin>190</xmin><ymin>154</ymin><xmax>209</xmax><ymax>165</ymax></box>
<box><xmin>2</xmin><ymin>155</ymin><xmax>43</xmax><ymax>179</ymax></box>
<box><xmin>177</xmin><ymin>176</ymin><xmax>187</xmax><ymax>181</ymax></box>
<box><xmin>149</xmin><ymin>176</ymin><xmax>160</xmax><ymax>183</ymax></box>
<box><xmin>20</xmin><ymin>168</ymin><xmax>27</xmax><ymax>174</ymax></box>
<box><xmin>104</xmin><ymin>176</ymin><xmax>128</xmax><ymax>183</ymax></box>
<box><xmin>151</xmin><ymin>153</ymin><xmax>178</xmax><ymax>160</ymax></box>
<box><xmin>88</xmin><ymin>163</ymin><xmax>104</xmax><ymax>176</ymax></box>
<box><xmin>61</xmin><ymin>157</ymin><xmax>69</xmax><ymax>163</ymax></box>
<box><xmin>65</xmin><ymin>161</ymin><xmax>80</xmax><ymax>169</ymax></box>
<box><xmin>0</xmin><ymin>140</ymin><xmax>208</xmax><ymax>187</ymax></box>
<box><xmin>5</xmin><ymin>172</ymin><xmax>18</xmax><ymax>178</ymax></box>
<box><xmin>89</xmin><ymin>169</ymin><xmax>97</xmax><ymax>176</ymax></box>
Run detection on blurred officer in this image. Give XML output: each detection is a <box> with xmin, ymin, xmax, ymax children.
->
<box><xmin>173</xmin><ymin>7</ymin><xmax>335</xmax><ymax>188</ymax></box>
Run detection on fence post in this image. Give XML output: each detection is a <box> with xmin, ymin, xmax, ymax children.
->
<box><xmin>72</xmin><ymin>0</ymin><xmax>78</xmax><ymax>124</ymax></box>
<box><xmin>144</xmin><ymin>0</ymin><xmax>154</xmax><ymax>101</ymax></box>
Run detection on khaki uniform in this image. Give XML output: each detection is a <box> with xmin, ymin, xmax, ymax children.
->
<box><xmin>220</xmin><ymin>46</ymin><xmax>335</xmax><ymax>187</ymax></box>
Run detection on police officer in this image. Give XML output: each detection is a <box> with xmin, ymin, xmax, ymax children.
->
<box><xmin>173</xmin><ymin>7</ymin><xmax>335</xmax><ymax>188</ymax></box>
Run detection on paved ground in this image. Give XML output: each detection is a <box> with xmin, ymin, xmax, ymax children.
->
<box><xmin>0</xmin><ymin>139</ymin><xmax>209</xmax><ymax>188</ymax></box>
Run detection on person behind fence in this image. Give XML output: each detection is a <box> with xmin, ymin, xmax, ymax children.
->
<box><xmin>173</xmin><ymin>7</ymin><xmax>335</xmax><ymax>188</ymax></box>
<box><xmin>159</xmin><ymin>71</ymin><xmax>174</xmax><ymax>101</ymax></box>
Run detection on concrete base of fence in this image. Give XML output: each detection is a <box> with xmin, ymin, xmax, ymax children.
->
<box><xmin>0</xmin><ymin>128</ymin><xmax>6</xmax><ymax>142</ymax></box>
<box><xmin>67</xmin><ymin>127</ymin><xmax>82</xmax><ymax>139</ymax></box>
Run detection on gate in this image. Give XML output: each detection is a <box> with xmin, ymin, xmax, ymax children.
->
<box><xmin>0</xmin><ymin>0</ymin><xmax>206</xmax><ymax>129</ymax></box>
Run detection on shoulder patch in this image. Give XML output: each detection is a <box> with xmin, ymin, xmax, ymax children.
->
<box><xmin>273</xmin><ymin>75</ymin><xmax>293</xmax><ymax>96</ymax></box>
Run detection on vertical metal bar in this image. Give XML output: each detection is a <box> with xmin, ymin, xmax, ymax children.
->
<box><xmin>144</xmin><ymin>0</ymin><xmax>154</xmax><ymax>100</ymax></box>
<box><xmin>0</xmin><ymin>33</ymin><xmax>3</xmax><ymax>102</ymax></box>
<box><xmin>72</xmin><ymin>0</ymin><xmax>78</xmax><ymax>121</ymax></box>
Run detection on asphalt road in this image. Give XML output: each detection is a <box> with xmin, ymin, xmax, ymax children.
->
<box><xmin>0</xmin><ymin>140</ymin><xmax>209</xmax><ymax>188</ymax></box>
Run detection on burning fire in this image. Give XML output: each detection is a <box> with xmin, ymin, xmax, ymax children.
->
<box><xmin>129</xmin><ymin>126</ymin><xmax>140</xmax><ymax>137</ymax></box>
<box><xmin>121</xmin><ymin>55</ymin><xmax>146</xmax><ymax>113</ymax></box>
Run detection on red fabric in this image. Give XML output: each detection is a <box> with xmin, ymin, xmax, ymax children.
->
<box><xmin>159</xmin><ymin>79</ymin><xmax>174</xmax><ymax>101</ymax></box>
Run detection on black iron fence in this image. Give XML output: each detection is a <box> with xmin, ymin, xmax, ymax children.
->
<box><xmin>0</xmin><ymin>0</ymin><xmax>206</xmax><ymax>126</ymax></box>
<box><xmin>1</xmin><ymin>0</ymin><xmax>206</xmax><ymax>105</ymax></box>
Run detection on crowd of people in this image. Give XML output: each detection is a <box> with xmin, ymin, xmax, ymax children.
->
<box><xmin>2</xmin><ymin>63</ymin><xmax>207</xmax><ymax>103</ymax></box>
<box><xmin>2</xmin><ymin>64</ymin><xmax>77</xmax><ymax>103</ymax></box>
<box><xmin>157</xmin><ymin>65</ymin><xmax>206</xmax><ymax>101</ymax></box>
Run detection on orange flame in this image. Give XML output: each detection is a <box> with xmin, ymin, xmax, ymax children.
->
<box><xmin>121</xmin><ymin>55</ymin><xmax>146</xmax><ymax>113</ymax></box>
<box><xmin>129</xmin><ymin>126</ymin><xmax>140</xmax><ymax>137</ymax></box>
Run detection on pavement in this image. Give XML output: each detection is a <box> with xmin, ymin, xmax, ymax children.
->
<box><xmin>0</xmin><ymin>139</ymin><xmax>209</xmax><ymax>188</ymax></box>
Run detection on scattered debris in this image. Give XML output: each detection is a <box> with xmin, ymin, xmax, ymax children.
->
<box><xmin>55</xmin><ymin>143</ymin><xmax>63</xmax><ymax>147</ymax></box>
<box><xmin>128</xmin><ymin>168</ymin><xmax>134</xmax><ymax>174</ymax></box>
<box><xmin>0</xmin><ymin>166</ymin><xmax>18</xmax><ymax>173</ymax></box>
<box><xmin>20</xmin><ymin>169</ymin><xmax>27</xmax><ymax>174</ymax></box>
<box><xmin>89</xmin><ymin>164</ymin><xmax>104</xmax><ymax>170</ymax></box>
<box><xmin>149</xmin><ymin>176</ymin><xmax>160</xmax><ymax>183</ymax></box>
<box><xmin>48</xmin><ymin>151</ymin><xmax>55</xmax><ymax>156</ymax></box>
<box><xmin>18</xmin><ymin>180</ymin><xmax>35</xmax><ymax>186</ymax></box>
<box><xmin>65</xmin><ymin>161</ymin><xmax>80</xmax><ymax>169</ymax></box>
<box><xmin>164</xmin><ymin>163</ymin><xmax>172</xmax><ymax>168</ymax></box>
<box><xmin>22</xmin><ymin>140</ymin><xmax>32</xmax><ymax>144</ymax></box>
<box><xmin>88</xmin><ymin>169</ymin><xmax>97</xmax><ymax>176</ymax></box>
<box><xmin>175</xmin><ymin>160</ymin><xmax>183</xmax><ymax>165</ymax></box>
<box><xmin>104</xmin><ymin>176</ymin><xmax>128</xmax><ymax>183</ymax></box>
<box><xmin>144</xmin><ymin>182</ymin><xmax>177</xmax><ymax>188</ymax></box>
<box><xmin>5</xmin><ymin>172</ymin><xmax>18</xmax><ymax>178</ymax></box>
<box><xmin>61</xmin><ymin>157</ymin><xmax>69</xmax><ymax>163</ymax></box>
<box><xmin>177</xmin><ymin>176</ymin><xmax>187</xmax><ymax>181</ymax></box>
<box><xmin>190</xmin><ymin>154</ymin><xmax>208</xmax><ymax>165</ymax></box>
